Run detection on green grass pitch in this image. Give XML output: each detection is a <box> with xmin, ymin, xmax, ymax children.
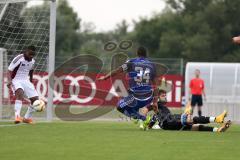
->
<box><xmin>0</xmin><ymin>121</ymin><xmax>240</xmax><ymax>160</ymax></box>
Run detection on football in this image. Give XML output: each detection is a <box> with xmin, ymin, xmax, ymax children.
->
<box><xmin>32</xmin><ymin>99</ymin><xmax>45</xmax><ymax>112</ymax></box>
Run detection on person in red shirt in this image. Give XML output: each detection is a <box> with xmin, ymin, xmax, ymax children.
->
<box><xmin>189</xmin><ymin>69</ymin><xmax>206</xmax><ymax>116</ymax></box>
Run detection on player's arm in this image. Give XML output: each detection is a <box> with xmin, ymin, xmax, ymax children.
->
<box><xmin>97</xmin><ymin>67</ymin><xmax>123</xmax><ymax>81</ymax></box>
<box><xmin>152</xmin><ymin>77</ymin><xmax>160</xmax><ymax>113</ymax></box>
<box><xmin>29</xmin><ymin>70</ymin><xmax>34</xmax><ymax>83</ymax></box>
<box><xmin>189</xmin><ymin>80</ymin><xmax>192</xmax><ymax>100</ymax></box>
<box><xmin>29</xmin><ymin>61</ymin><xmax>35</xmax><ymax>83</ymax></box>
<box><xmin>189</xmin><ymin>89</ymin><xmax>192</xmax><ymax>101</ymax></box>
<box><xmin>202</xmin><ymin>89</ymin><xmax>206</xmax><ymax>98</ymax></box>
<box><xmin>7</xmin><ymin>70</ymin><xmax>13</xmax><ymax>89</ymax></box>
<box><xmin>7</xmin><ymin>56</ymin><xmax>21</xmax><ymax>88</ymax></box>
<box><xmin>202</xmin><ymin>81</ymin><xmax>206</xmax><ymax>100</ymax></box>
<box><xmin>97</xmin><ymin>60</ymin><xmax>130</xmax><ymax>81</ymax></box>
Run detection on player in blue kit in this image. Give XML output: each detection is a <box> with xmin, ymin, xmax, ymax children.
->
<box><xmin>97</xmin><ymin>47</ymin><xmax>159</xmax><ymax>126</ymax></box>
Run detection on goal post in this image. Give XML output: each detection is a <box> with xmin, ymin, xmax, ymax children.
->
<box><xmin>0</xmin><ymin>48</ymin><xmax>6</xmax><ymax>120</ymax></box>
<box><xmin>0</xmin><ymin>2</ymin><xmax>8</xmax><ymax>20</ymax></box>
<box><xmin>47</xmin><ymin>0</ymin><xmax>56</xmax><ymax>121</ymax></box>
<box><xmin>0</xmin><ymin>0</ymin><xmax>56</xmax><ymax>121</ymax></box>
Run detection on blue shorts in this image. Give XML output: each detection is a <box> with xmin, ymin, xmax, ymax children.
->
<box><xmin>117</xmin><ymin>94</ymin><xmax>153</xmax><ymax>110</ymax></box>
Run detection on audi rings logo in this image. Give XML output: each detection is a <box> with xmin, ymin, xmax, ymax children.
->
<box><xmin>33</xmin><ymin>75</ymin><xmax>97</xmax><ymax>104</ymax></box>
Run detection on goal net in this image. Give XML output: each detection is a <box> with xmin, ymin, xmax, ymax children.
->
<box><xmin>0</xmin><ymin>0</ymin><xmax>56</xmax><ymax>121</ymax></box>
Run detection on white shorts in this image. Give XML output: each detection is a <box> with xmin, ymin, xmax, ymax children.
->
<box><xmin>12</xmin><ymin>79</ymin><xmax>39</xmax><ymax>98</ymax></box>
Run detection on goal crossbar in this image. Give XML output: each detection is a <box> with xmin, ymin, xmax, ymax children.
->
<box><xmin>0</xmin><ymin>0</ymin><xmax>53</xmax><ymax>4</ymax></box>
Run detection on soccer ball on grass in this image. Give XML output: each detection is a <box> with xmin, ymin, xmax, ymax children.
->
<box><xmin>32</xmin><ymin>99</ymin><xmax>46</xmax><ymax>112</ymax></box>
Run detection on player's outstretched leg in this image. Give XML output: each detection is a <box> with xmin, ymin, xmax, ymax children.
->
<box><xmin>117</xmin><ymin>106</ymin><xmax>146</xmax><ymax>121</ymax></box>
<box><xmin>190</xmin><ymin>110</ymin><xmax>227</xmax><ymax>124</ymax></box>
<box><xmin>191</xmin><ymin>120</ymin><xmax>231</xmax><ymax>133</ymax></box>
<box><xmin>23</xmin><ymin>96</ymin><xmax>38</xmax><ymax>124</ymax></box>
<box><xmin>23</xmin><ymin>107</ymin><xmax>35</xmax><ymax>124</ymax></box>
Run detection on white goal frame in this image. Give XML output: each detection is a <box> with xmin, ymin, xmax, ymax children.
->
<box><xmin>0</xmin><ymin>0</ymin><xmax>56</xmax><ymax>121</ymax></box>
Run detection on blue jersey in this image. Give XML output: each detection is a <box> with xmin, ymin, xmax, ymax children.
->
<box><xmin>121</xmin><ymin>57</ymin><xmax>156</xmax><ymax>97</ymax></box>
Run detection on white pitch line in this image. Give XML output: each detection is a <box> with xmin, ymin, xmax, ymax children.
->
<box><xmin>0</xmin><ymin>123</ymin><xmax>27</xmax><ymax>127</ymax></box>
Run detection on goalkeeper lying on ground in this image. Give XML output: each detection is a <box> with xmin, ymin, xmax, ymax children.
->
<box><xmin>142</xmin><ymin>89</ymin><xmax>231</xmax><ymax>132</ymax></box>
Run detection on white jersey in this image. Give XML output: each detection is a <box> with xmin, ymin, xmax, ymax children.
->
<box><xmin>8</xmin><ymin>54</ymin><xmax>35</xmax><ymax>81</ymax></box>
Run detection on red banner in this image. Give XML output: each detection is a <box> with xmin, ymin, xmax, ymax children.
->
<box><xmin>3</xmin><ymin>73</ymin><xmax>183</xmax><ymax>107</ymax></box>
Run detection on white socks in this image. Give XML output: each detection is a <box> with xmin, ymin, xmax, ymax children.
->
<box><xmin>14</xmin><ymin>100</ymin><xmax>36</xmax><ymax>119</ymax></box>
<box><xmin>209</xmin><ymin>117</ymin><xmax>215</xmax><ymax>123</ymax></box>
<box><xmin>213</xmin><ymin>127</ymin><xmax>218</xmax><ymax>132</ymax></box>
<box><xmin>24</xmin><ymin>106</ymin><xmax>36</xmax><ymax>119</ymax></box>
<box><xmin>14</xmin><ymin>100</ymin><xmax>22</xmax><ymax>119</ymax></box>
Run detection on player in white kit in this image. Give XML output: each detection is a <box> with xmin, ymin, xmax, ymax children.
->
<box><xmin>7</xmin><ymin>45</ymin><xmax>39</xmax><ymax>124</ymax></box>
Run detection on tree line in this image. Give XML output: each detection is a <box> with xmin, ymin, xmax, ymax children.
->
<box><xmin>57</xmin><ymin>0</ymin><xmax>240</xmax><ymax>62</ymax></box>
<box><xmin>1</xmin><ymin>0</ymin><xmax>240</xmax><ymax>63</ymax></box>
